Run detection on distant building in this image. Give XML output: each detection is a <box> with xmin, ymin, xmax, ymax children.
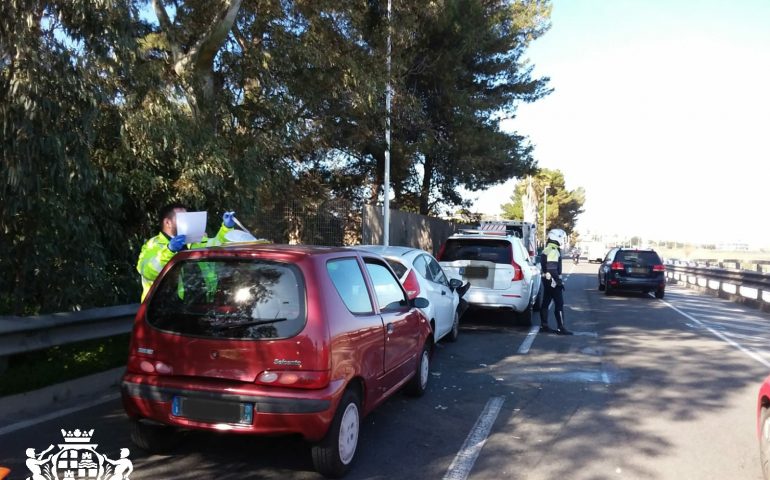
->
<box><xmin>716</xmin><ymin>242</ymin><xmax>749</xmax><ymax>251</ymax></box>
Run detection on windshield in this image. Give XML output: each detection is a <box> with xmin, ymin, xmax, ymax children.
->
<box><xmin>146</xmin><ymin>259</ymin><xmax>306</xmax><ymax>339</ymax></box>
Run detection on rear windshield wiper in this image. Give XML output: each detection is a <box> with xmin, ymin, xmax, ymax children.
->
<box><xmin>210</xmin><ymin>317</ymin><xmax>288</xmax><ymax>329</ymax></box>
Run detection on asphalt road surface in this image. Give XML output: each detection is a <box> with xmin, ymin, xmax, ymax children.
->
<box><xmin>2</xmin><ymin>262</ymin><xmax>768</xmax><ymax>479</ymax></box>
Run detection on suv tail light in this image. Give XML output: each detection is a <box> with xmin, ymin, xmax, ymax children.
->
<box><xmin>511</xmin><ymin>246</ymin><xmax>523</xmax><ymax>281</ymax></box>
<box><xmin>611</xmin><ymin>261</ymin><xmax>625</xmax><ymax>270</ymax></box>
<box><xmin>402</xmin><ymin>269</ymin><xmax>421</xmax><ymax>299</ymax></box>
<box><xmin>652</xmin><ymin>264</ymin><xmax>665</xmax><ymax>272</ymax></box>
<box><xmin>437</xmin><ymin>242</ymin><xmax>447</xmax><ymax>261</ymax></box>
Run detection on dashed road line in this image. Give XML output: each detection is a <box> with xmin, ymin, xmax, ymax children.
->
<box><xmin>517</xmin><ymin>325</ymin><xmax>540</xmax><ymax>354</ymax></box>
<box><xmin>662</xmin><ymin>298</ymin><xmax>770</xmax><ymax>368</ymax></box>
<box><xmin>443</xmin><ymin>396</ymin><xmax>505</xmax><ymax>480</ymax></box>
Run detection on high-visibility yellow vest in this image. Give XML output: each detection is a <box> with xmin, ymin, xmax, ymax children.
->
<box><xmin>136</xmin><ymin>224</ymin><xmax>232</xmax><ymax>301</ymax></box>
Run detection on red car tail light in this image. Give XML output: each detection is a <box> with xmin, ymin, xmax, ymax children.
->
<box><xmin>652</xmin><ymin>264</ymin><xmax>666</xmax><ymax>272</ymax></box>
<box><xmin>403</xmin><ymin>269</ymin><xmax>421</xmax><ymax>299</ymax></box>
<box><xmin>611</xmin><ymin>261</ymin><xmax>625</xmax><ymax>270</ymax></box>
<box><xmin>256</xmin><ymin>370</ymin><xmax>330</xmax><ymax>389</ymax></box>
<box><xmin>437</xmin><ymin>242</ymin><xmax>447</xmax><ymax>260</ymax></box>
<box><xmin>511</xmin><ymin>246</ymin><xmax>523</xmax><ymax>281</ymax></box>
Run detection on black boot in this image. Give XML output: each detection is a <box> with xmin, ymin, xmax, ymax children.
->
<box><xmin>539</xmin><ymin>308</ymin><xmax>555</xmax><ymax>333</ymax></box>
<box><xmin>555</xmin><ymin>310</ymin><xmax>573</xmax><ymax>335</ymax></box>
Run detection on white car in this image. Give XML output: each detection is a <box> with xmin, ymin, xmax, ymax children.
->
<box><xmin>437</xmin><ymin>230</ymin><xmax>542</xmax><ymax>323</ymax></box>
<box><xmin>355</xmin><ymin>245</ymin><xmax>468</xmax><ymax>343</ymax></box>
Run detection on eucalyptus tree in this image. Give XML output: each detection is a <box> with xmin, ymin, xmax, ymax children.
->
<box><xmin>501</xmin><ymin>169</ymin><xmax>586</xmax><ymax>236</ymax></box>
<box><xmin>394</xmin><ymin>0</ymin><xmax>553</xmax><ymax>215</ymax></box>
<box><xmin>0</xmin><ymin>0</ymin><xmax>139</xmax><ymax>313</ymax></box>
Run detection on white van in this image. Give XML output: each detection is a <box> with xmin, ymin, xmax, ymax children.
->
<box><xmin>581</xmin><ymin>242</ymin><xmax>609</xmax><ymax>263</ymax></box>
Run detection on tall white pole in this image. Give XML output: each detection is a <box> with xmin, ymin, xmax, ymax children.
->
<box><xmin>543</xmin><ymin>185</ymin><xmax>549</xmax><ymax>246</ymax></box>
<box><xmin>383</xmin><ymin>0</ymin><xmax>392</xmax><ymax>246</ymax></box>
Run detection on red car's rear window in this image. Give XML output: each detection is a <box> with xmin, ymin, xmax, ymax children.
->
<box><xmin>146</xmin><ymin>259</ymin><xmax>306</xmax><ymax>339</ymax></box>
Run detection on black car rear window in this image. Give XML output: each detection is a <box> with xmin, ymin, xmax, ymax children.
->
<box><xmin>146</xmin><ymin>259</ymin><xmax>305</xmax><ymax>340</ymax></box>
<box><xmin>440</xmin><ymin>239</ymin><xmax>512</xmax><ymax>264</ymax></box>
<box><xmin>615</xmin><ymin>250</ymin><xmax>662</xmax><ymax>266</ymax></box>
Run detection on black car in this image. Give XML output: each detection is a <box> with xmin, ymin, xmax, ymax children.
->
<box><xmin>598</xmin><ymin>247</ymin><xmax>666</xmax><ymax>298</ymax></box>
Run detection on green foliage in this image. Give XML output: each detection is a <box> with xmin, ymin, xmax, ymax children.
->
<box><xmin>0</xmin><ymin>334</ymin><xmax>130</xmax><ymax>396</ymax></box>
<box><xmin>0</xmin><ymin>0</ymin><xmax>551</xmax><ymax>314</ymax></box>
<box><xmin>501</xmin><ymin>169</ymin><xmax>585</xmax><ymax>236</ymax></box>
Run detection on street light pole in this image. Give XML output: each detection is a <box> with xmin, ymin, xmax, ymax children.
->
<box><xmin>543</xmin><ymin>185</ymin><xmax>551</xmax><ymax>246</ymax></box>
<box><xmin>383</xmin><ymin>0</ymin><xmax>392</xmax><ymax>246</ymax></box>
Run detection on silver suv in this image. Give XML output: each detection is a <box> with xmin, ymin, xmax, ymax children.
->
<box><xmin>437</xmin><ymin>230</ymin><xmax>542</xmax><ymax>323</ymax></box>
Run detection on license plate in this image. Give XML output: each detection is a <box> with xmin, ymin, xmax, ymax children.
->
<box><xmin>461</xmin><ymin>266</ymin><xmax>488</xmax><ymax>278</ymax></box>
<box><xmin>172</xmin><ymin>396</ymin><xmax>253</xmax><ymax>425</ymax></box>
<box><xmin>628</xmin><ymin>267</ymin><xmax>647</xmax><ymax>274</ymax></box>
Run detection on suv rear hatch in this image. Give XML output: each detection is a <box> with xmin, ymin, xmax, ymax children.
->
<box><xmin>438</xmin><ymin>238</ymin><xmax>518</xmax><ymax>289</ymax></box>
<box><xmin>612</xmin><ymin>250</ymin><xmax>664</xmax><ymax>278</ymax></box>
<box><xmin>130</xmin><ymin>257</ymin><xmax>328</xmax><ymax>384</ymax></box>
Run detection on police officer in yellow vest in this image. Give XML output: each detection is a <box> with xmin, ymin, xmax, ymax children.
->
<box><xmin>136</xmin><ymin>203</ymin><xmax>236</xmax><ymax>301</ymax></box>
<box><xmin>539</xmin><ymin>228</ymin><xmax>573</xmax><ymax>335</ymax></box>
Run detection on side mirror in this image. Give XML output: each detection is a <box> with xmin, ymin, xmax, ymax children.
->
<box><xmin>410</xmin><ymin>297</ymin><xmax>430</xmax><ymax>309</ymax></box>
<box><xmin>448</xmin><ymin>278</ymin><xmax>463</xmax><ymax>291</ymax></box>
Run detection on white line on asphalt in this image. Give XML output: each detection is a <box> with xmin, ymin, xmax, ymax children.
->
<box><xmin>662</xmin><ymin>299</ymin><xmax>770</xmax><ymax>368</ymax></box>
<box><xmin>518</xmin><ymin>325</ymin><xmax>540</xmax><ymax>354</ymax></box>
<box><xmin>0</xmin><ymin>392</ymin><xmax>121</xmax><ymax>437</ymax></box>
<box><xmin>443</xmin><ymin>396</ymin><xmax>505</xmax><ymax>480</ymax></box>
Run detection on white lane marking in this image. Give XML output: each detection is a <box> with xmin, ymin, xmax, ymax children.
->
<box><xmin>443</xmin><ymin>396</ymin><xmax>505</xmax><ymax>480</ymax></box>
<box><xmin>518</xmin><ymin>326</ymin><xmax>540</xmax><ymax>354</ymax></box>
<box><xmin>0</xmin><ymin>392</ymin><xmax>120</xmax><ymax>437</ymax></box>
<box><xmin>662</xmin><ymin>299</ymin><xmax>770</xmax><ymax>368</ymax></box>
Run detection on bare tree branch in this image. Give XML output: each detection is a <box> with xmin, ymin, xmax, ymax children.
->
<box><xmin>187</xmin><ymin>0</ymin><xmax>242</xmax><ymax>71</ymax></box>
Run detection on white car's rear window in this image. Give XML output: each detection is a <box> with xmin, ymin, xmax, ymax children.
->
<box><xmin>440</xmin><ymin>239</ymin><xmax>512</xmax><ymax>264</ymax></box>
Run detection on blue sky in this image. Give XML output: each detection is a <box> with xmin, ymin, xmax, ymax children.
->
<box><xmin>470</xmin><ymin>0</ymin><xmax>770</xmax><ymax>245</ymax></box>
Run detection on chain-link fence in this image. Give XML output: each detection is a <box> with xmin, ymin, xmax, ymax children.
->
<box><xmin>239</xmin><ymin>198</ymin><xmax>362</xmax><ymax>246</ymax></box>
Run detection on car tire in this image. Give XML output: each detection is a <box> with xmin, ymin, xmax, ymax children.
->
<box><xmin>446</xmin><ymin>312</ymin><xmax>460</xmax><ymax>343</ymax></box>
<box><xmin>655</xmin><ymin>288</ymin><xmax>665</xmax><ymax>299</ymax></box>
<box><xmin>405</xmin><ymin>341</ymin><xmax>431</xmax><ymax>397</ymax></box>
<box><xmin>760</xmin><ymin>407</ymin><xmax>770</xmax><ymax>480</ymax></box>
<box><xmin>129</xmin><ymin>419</ymin><xmax>180</xmax><ymax>454</ymax></box>
<box><xmin>312</xmin><ymin>388</ymin><xmax>361</xmax><ymax>478</ymax></box>
<box><xmin>604</xmin><ymin>280</ymin><xmax>612</xmax><ymax>296</ymax></box>
<box><xmin>598</xmin><ymin>279</ymin><xmax>605</xmax><ymax>291</ymax></box>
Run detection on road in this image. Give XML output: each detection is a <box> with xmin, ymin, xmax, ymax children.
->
<box><xmin>1</xmin><ymin>262</ymin><xmax>768</xmax><ymax>479</ymax></box>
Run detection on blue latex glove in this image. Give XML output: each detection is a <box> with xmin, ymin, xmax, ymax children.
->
<box><xmin>223</xmin><ymin>211</ymin><xmax>236</xmax><ymax>228</ymax></box>
<box><xmin>168</xmin><ymin>234</ymin><xmax>187</xmax><ymax>252</ymax></box>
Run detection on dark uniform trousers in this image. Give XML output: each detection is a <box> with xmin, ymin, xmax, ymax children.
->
<box><xmin>540</xmin><ymin>281</ymin><xmax>565</xmax><ymax>329</ymax></box>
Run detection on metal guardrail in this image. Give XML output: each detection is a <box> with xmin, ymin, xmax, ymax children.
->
<box><xmin>0</xmin><ymin>304</ymin><xmax>139</xmax><ymax>368</ymax></box>
<box><xmin>665</xmin><ymin>263</ymin><xmax>770</xmax><ymax>311</ymax></box>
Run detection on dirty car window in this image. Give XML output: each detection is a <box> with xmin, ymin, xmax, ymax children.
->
<box><xmin>146</xmin><ymin>260</ymin><xmax>305</xmax><ymax>339</ymax></box>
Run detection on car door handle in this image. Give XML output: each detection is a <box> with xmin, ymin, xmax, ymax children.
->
<box><xmin>441</xmin><ymin>290</ymin><xmax>446</xmax><ymax>295</ymax></box>
<box><xmin>386</xmin><ymin>323</ymin><xmax>394</xmax><ymax>334</ymax></box>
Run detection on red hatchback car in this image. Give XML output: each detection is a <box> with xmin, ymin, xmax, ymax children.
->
<box><xmin>122</xmin><ymin>244</ymin><xmax>433</xmax><ymax>478</ymax></box>
<box><xmin>758</xmin><ymin>374</ymin><xmax>770</xmax><ymax>479</ymax></box>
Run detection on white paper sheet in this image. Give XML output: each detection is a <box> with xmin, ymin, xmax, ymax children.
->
<box><xmin>176</xmin><ymin>211</ymin><xmax>207</xmax><ymax>244</ymax></box>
